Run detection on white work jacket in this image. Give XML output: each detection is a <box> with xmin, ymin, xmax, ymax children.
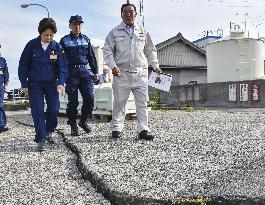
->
<box><xmin>103</xmin><ymin>22</ymin><xmax>159</xmax><ymax>72</ymax></box>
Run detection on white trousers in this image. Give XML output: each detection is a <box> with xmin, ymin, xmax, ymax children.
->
<box><xmin>110</xmin><ymin>69</ymin><xmax>149</xmax><ymax>133</ymax></box>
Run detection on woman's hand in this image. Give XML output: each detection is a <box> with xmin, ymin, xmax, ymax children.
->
<box><xmin>22</xmin><ymin>88</ymin><xmax>29</xmax><ymax>95</ymax></box>
<box><xmin>3</xmin><ymin>85</ymin><xmax>8</xmax><ymax>92</ymax></box>
<box><xmin>57</xmin><ymin>85</ymin><xmax>65</xmax><ymax>95</ymax></box>
<box><xmin>94</xmin><ymin>74</ymin><xmax>99</xmax><ymax>81</ymax></box>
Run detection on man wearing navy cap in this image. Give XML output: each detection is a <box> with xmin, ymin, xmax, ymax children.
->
<box><xmin>60</xmin><ymin>15</ymin><xmax>99</xmax><ymax>136</ymax></box>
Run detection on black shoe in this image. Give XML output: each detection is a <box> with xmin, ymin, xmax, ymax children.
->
<box><xmin>71</xmin><ymin>125</ymin><xmax>79</xmax><ymax>136</ymax></box>
<box><xmin>37</xmin><ymin>140</ymin><xmax>47</xmax><ymax>151</ymax></box>
<box><xmin>0</xmin><ymin>127</ymin><xmax>9</xmax><ymax>133</ymax></box>
<box><xmin>112</xmin><ymin>131</ymin><xmax>121</xmax><ymax>139</ymax></box>
<box><xmin>138</xmin><ymin>130</ymin><xmax>154</xmax><ymax>141</ymax></box>
<box><xmin>78</xmin><ymin>121</ymin><xmax>91</xmax><ymax>133</ymax></box>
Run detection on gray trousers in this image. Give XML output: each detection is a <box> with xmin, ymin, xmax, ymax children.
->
<box><xmin>110</xmin><ymin>69</ymin><xmax>149</xmax><ymax>133</ymax></box>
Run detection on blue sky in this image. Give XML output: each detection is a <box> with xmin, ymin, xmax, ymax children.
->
<box><xmin>1</xmin><ymin>0</ymin><xmax>265</xmax><ymax>88</ymax></box>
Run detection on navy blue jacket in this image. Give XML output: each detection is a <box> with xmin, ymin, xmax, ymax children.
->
<box><xmin>18</xmin><ymin>36</ymin><xmax>68</xmax><ymax>88</ymax></box>
<box><xmin>0</xmin><ymin>57</ymin><xmax>9</xmax><ymax>86</ymax></box>
<box><xmin>60</xmin><ymin>32</ymin><xmax>98</xmax><ymax>74</ymax></box>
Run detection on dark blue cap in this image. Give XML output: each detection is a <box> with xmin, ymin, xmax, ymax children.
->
<box><xmin>69</xmin><ymin>15</ymin><xmax>84</xmax><ymax>23</ymax></box>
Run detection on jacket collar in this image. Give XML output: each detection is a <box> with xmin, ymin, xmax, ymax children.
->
<box><xmin>118</xmin><ymin>22</ymin><xmax>138</xmax><ymax>30</ymax></box>
<box><xmin>37</xmin><ymin>35</ymin><xmax>57</xmax><ymax>50</ymax></box>
<box><xmin>118</xmin><ymin>22</ymin><xmax>141</xmax><ymax>33</ymax></box>
<box><xmin>70</xmin><ymin>32</ymin><xmax>82</xmax><ymax>39</ymax></box>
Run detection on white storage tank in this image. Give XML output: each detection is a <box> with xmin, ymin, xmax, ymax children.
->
<box><xmin>207</xmin><ymin>31</ymin><xmax>265</xmax><ymax>83</ymax></box>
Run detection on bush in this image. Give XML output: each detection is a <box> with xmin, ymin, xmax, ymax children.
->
<box><xmin>179</xmin><ymin>101</ymin><xmax>194</xmax><ymax>112</ymax></box>
<box><xmin>173</xmin><ymin>196</ymin><xmax>211</xmax><ymax>205</ymax></box>
<box><xmin>148</xmin><ymin>89</ymin><xmax>160</xmax><ymax>107</ymax></box>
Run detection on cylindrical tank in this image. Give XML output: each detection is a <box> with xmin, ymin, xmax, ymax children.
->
<box><xmin>207</xmin><ymin>31</ymin><xmax>265</xmax><ymax>83</ymax></box>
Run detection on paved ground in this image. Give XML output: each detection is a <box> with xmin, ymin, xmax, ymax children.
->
<box><xmin>0</xmin><ymin>111</ymin><xmax>110</xmax><ymax>205</ymax></box>
<box><xmin>2</xmin><ymin>109</ymin><xmax>265</xmax><ymax>205</ymax></box>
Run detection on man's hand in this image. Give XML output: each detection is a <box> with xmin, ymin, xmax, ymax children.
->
<box><xmin>22</xmin><ymin>88</ymin><xmax>29</xmax><ymax>95</ymax></box>
<box><xmin>57</xmin><ymin>85</ymin><xmax>65</xmax><ymax>96</ymax></box>
<box><xmin>154</xmin><ymin>67</ymin><xmax>162</xmax><ymax>74</ymax></box>
<box><xmin>93</xmin><ymin>74</ymin><xmax>99</xmax><ymax>81</ymax></box>
<box><xmin>112</xmin><ymin>67</ymin><xmax>121</xmax><ymax>77</ymax></box>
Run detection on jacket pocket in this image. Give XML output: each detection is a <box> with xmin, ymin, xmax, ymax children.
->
<box><xmin>114</xmin><ymin>35</ymin><xmax>126</xmax><ymax>42</ymax></box>
<box><xmin>80</xmin><ymin>44</ymin><xmax>88</xmax><ymax>56</ymax></box>
<box><xmin>114</xmin><ymin>35</ymin><xmax>127</xmax><ymax>48</ymax></box>
<box><xmin>135</xmin><ymin>35</ymin><xmax>146</xmax><ymax>52</ymax></box>
<box><xmin>32</xmin><ymin>50</ymin><xmax>42</xmax><ymax>59</ymax></box>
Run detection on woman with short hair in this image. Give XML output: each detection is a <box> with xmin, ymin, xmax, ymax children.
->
<box><xmin>18</xmin><ymin>18</ymin><xmax>68</xmax><ymax>151</ymax></box>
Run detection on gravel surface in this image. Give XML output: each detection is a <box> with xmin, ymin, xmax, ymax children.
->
<box><xmin>0</xmin><ymin>112</ymin><xmax>110</xmax><ymax>205</ymax></box>
<box><xmin>7</xmin><ymin>109</ymin><xmax>265</xmax><ymax>204</ymax></box>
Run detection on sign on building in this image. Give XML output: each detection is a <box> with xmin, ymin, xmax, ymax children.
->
<box><xmin>240</xmin><ymin>84</ymin><xmax>248</xmax><ymax>102</ymax></box>
<box><xmin>251</xmin><ymin>83</ymin><xmax>261</xmax><ymax>101</ymax></box>
<box><xmin>229</xmin><ymin>84</ymin><xmax>237</xmax><ymax>102</ymax></box>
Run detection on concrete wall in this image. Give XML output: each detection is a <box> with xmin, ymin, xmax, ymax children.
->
<box><xmin>178</xmin><ymin>70</ymin><xmax>207</xmax><ymax>85</ymax></box>
<box><xmin>153</xmin><ymin>79</ymin><xmax>265</xmax><ymax>108</ymax></box>
<box><xmin>155</xmin><ymin>68</ymin><xmax>207</xmax><ymax>86</ymax></box>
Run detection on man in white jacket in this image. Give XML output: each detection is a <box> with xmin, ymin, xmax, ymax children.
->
<box><xmin>103</xmin><ymin>3</ymin><xmax>162</xmax><ymax>140</ymax></box>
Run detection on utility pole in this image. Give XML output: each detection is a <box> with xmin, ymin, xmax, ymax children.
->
<box><xmin>139</xmin><ymin>0</ymin><xmax>144</xmax><ymax>26</ymax></box>
<box><xmin>21</xmin><ymin>3</ymin><xmax>50</xmax><ymax>18</ymax></box>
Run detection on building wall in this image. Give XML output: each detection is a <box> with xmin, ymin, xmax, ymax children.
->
<box><xmin>153</xmin><ymin>36</ymin><xmax>208</xmax><ymax>105</ymax></box>
<box><xmin>178</xmin><ymin>70</ymin><xmax>207</xmax><ymax>85</ymax></box>
<box><xmin>156</xmin><ymin>79</ymin><xmax>265</xmax><ymax>108</ymax></box>
<box><xmin>154</xmin><ymin>68</ymin><xmax>207</xmax><ymax>86</ymax></box>
<box><xmin>155</xmin><ymin>68</ymin><xmax>180</xmax><ymax>86</ymax></box>
<box><xmin>157</xmin><ymin>42</ymin><xmax>206</xmax><ymax>67</ymax></box>
<box><xmin>148</xmin><ymin>68</ymin><xmax>207</xmax><ymax>105</ymax></box>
